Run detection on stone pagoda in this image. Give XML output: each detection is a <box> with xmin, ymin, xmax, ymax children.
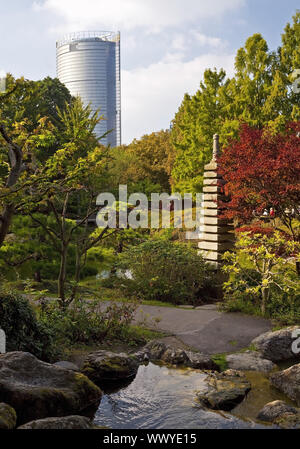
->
<box><xmin>198</xmin><ymin>134</ymin><xmax>234</xmax><ymax>269</ymax></box>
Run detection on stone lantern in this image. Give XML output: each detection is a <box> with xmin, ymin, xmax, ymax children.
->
<box><xmin>198</xmin><ymin>134</ymin><xmax>235</xmax><ymax>269</ymax></box>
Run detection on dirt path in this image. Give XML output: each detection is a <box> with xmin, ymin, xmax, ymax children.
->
<box><xmin>134</xmin><ymin>304</ymin><xmax>271</xmax><ymax>354</ymax></box>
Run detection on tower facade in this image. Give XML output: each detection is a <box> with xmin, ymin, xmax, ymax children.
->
<box><xmin>56</xmin><ymin>31</ymin><xmax>121</xmax><ymax>147</ymax></box>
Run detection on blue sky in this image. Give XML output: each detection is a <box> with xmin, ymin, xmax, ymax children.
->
<box><xmin>0</xmin><ymin>0</ymin><xmax>299</xmax><ymax>143</ymax></box>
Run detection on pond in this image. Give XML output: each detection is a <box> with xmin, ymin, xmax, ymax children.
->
<box><xmin>94</xmin><ymin>362</ymin><xmax>277</xmax><ymax>429</ymax></box>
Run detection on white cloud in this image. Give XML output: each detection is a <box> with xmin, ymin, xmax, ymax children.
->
<box><xmin>32</xmin><ymin>0</ymin><xmax>240</xmax><ymax>143</ymax></box>
<box><xmin>171</xmin><ymin>35</ymin><xmax>187</xmax><ymax>52</ymax></box>
<box><xmin>191</xmin><ymin>31</ymin><xmax>224</xmax><ymax>48</ymax></box>
<box><xmin>122</xmin><ymin>52</ymin><xmax>235</xmax><ymax>143</ymax></box>
<box><xmin>34</xmin><ymin>0</ymin><xmax>245</xmax><ymax>33</ymax></box>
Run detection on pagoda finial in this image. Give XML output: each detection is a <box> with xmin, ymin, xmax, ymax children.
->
<box><xmin>213</xmin><ymin>134</ymin><xmax>220</xmax><ymax>161</ymax></box>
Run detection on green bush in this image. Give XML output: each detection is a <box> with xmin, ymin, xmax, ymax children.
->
<box><xmin>117</xmin><ymin>239</ymin><xmax>212</xmax><ymax>305</ymax></box>
<box><xmin>38</xmin><ymin>297</ymin><xmax>139</xmax><ymax>347</ymax></box>
<box><xmin>0</xmin><ymin>289</ymin><xmax>57</xmax><ymax>361</ymax></box>
<box><xmin>266</xmin><ymin>288</ymin><xmax>300</xmax><ymax>325</ymax></box>
<box><xmin>221</xmin><ymin>231</ymin><xmax>300</xmax><ymax>324</ymax></box>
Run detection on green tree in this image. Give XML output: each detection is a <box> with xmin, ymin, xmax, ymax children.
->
<box><xmin>171</xmin><ymin>69</ymin><xmax>227</xmax><ymax>194</ymax></box>
<box><xmin>223</xmin><ymin>231</ymin><xmax>300</xmax><ymax>316</ymax></box>
<box><xmin>0</xmin><ymin>75</ymin><xmax>73</xmax><ymax>247</ymax></box>
<box><xmin>106</xmin><ymin>130</ymin><xmax>174</xmax><ymax>197</ymax></box>
<box><xmin>170</xmin><ymin>12</ymin><xmax>300</xmax><ymax>195</ymax></box>
<box><xmin>26</xmin><ymin>99</ymin><xmax>115</xmax><ymax>307</ymax></box>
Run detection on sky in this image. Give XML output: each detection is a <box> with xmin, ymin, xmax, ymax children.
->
<box><xmin>0</xmin><ymin>0</ymin><xmax>299</xmax><ymax>143</ymax></box>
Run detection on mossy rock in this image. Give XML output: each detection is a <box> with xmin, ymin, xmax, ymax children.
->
<box><xmin>81</xmin><ymin>351</ymin><xmax>139</xmax><ymax>383</ymax></box>
<box><xmin>18</xmin><ymin>415</ymin><xmax>94</xmax><ymax>429</ymax></box>
<box><xmin>257</xmin><ymin>400</ymin><xmax>300</xmax><ymax>429</ymax></box>
<box><xmin>196</xmin><ymin>369</ymin><xmax>251</xmax><ymax>411</ymax></box>
<box><xmin>270</xmin><ymin>363</ymin><xmax>300</xmax><ymax>406</ymax></box>
<box><xmin>0</xmin><ymin>352</ymin><xmax>102</xmax><ymax>425</ymax></box>
<box><xmin>0</xmin><ymin>403</ymin><xmax>17</xmax><ymax>429</ymax></box>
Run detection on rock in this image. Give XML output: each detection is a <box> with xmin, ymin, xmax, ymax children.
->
<box><xmin>18</xmin><ymin>415</ymin><xmax>94</xmax><ymax>429</ymax></box>
<box><xmin>160</xmin><ymin>347</ymin><xmax>190</xmax><ymax>365</ymax></box>
<box><xmin>257</xmin><ymin>401</ymin><xmax>300</xmax><ymax>429</ymax></box>
<box><xmin>142</xmin><ymin>341</ymin><xmax>218</xmax><ymax>370</ymax></box>
<box><xmin>275</xmin><ymin>413</ymin><xmax>300</xmax><ymax>429</ymax></box>
<box><xmin>144</xmin><ymin>341</ymin><xmax>167</xmax><ymax>360</ymax></box>
<box><xmin>0</xmin><ymin>352</ymin><xmax>102</xmax><ymax>425</ymax></box>
<box><xmin>133</xmin><ymin>349</ymin><xmax>149</xmax><ymax>364</ymax></box>
<box><xmin>186</xmin><ymin>351</ymin><xmax>219</xmax><ymax>371</ymax></box>
<box><xmin>196</xmin><ymin>369</ymin><xmax>251</xmax><ymax>411</ymax></box>
<box><xmin>270</xmin><ymin>363</ymin><xmax>300</xmax><ymax>406</ymax></box>
<box><xmin>0</xmin><ymin>403</ymin><xmax>17</xmax><ymax>429</ymax></box>
<box><xmin>226</xmin><ymin>351</ymin><xmax>276</xmax><ymax>372</ymax></box>
<box><xmin>54</xmin><ymin>361</ymin><xmax>80</xmax><ymax>371</ymax></box>
<box><xmin>252</xmin><ymin>326</ymin><xmax>300</xmax><ymax>362</ymax></box>
<box><xmin>82</xmin><ymin>351</ymin><xmax>139</xmax><ymax>383</ymax></box>
<box><xmin>257</xmin><ymin>400</ymin><xmax>298</xmax><ymax>421</ymax></box>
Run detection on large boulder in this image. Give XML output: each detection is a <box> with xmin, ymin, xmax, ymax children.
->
<box><xmin>270</xmin><ymin>363</ymin><xmax>300</xmax><ymax>406</ymax></box>
<box><xmin>226</xmin><ymin>351</ymin><xmax>276</xmax><ymax>373</ymax></box>
<box><xmin>0</xmin><ymin>403</ymin><xmax>17</xmax><ymax>429</ymax></box>
<box><xmin>143</xmin><ymin>341</ymin><xmax>167</xmax><ymax>360</ymax></box>
<box><xmin>160</xmin><ymin>347</ymin><xmax>190</xmax><ymax>365</ymax></box>
<box><xmin>186</xmin><ymin>351</ymin><xmax>219</xmax><ymax>371</ymax></box>
<box><xmin>18</xmin><ymin>415</ymin><xmax>94</xmax><ymax>429</ymax></box>
<box><xmin>196</xmin><ymin>369</ymin><xmax>251</xmax><ymax>411</ymax></box>
<box><xmin>54</xmin><ymin>361</ymin><xmax>80</xmax><ymax>372</ymax></box>
<box><xmin>81</xmin><ymin>351</ymin><xmax>139</xmax><ymax>383</ymax></box>
<box><xmin>257</xmin><ymin>400</ymin><xmax>300</xmax><ymax>429</ymax></box>
<box><xmin>252</xmin><ymin>326</ymin><xmax>300</xmax><ymax>362</ymax></box>
<box><xmin>140</xmin><ymin>341</ymin><xmax>218</xmax><ymax>370</ymax></box>
<box><xmin>0</xmin><ymin>352</ymin><xmax>102</xmax><ymax>425</ymax></box>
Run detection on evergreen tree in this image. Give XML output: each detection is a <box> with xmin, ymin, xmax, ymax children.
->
<box><xmin>170</xmin><ymin>12</ymin><xmax>300</xmax><ymax>195</ymax></box>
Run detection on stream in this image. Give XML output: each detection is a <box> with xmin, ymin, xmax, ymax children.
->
<box><xmin>93</xmin><ymin>362</ymin><xmax>295</xmax><ymax>429</ymax></box>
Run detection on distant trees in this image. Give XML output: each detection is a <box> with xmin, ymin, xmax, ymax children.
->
<box><xmin>170</xmin><ymin>12</ymin><xmax>300</xmax><ymax>195</ymax></box>
<box><xmin>106</xmin><ymin>130</ymin><xmax>174</xmax><ymax>196</ymax></box>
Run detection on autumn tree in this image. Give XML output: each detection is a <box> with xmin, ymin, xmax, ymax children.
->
<box><xmin>219</xmin><ymin>122</ymin><xmax>300</xmax><ymax>270</ymax></box>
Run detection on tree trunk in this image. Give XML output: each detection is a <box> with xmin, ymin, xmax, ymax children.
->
<box><xmin>34</xmin><ymin>270</ymin><xmax>42</xmax><ymax>283</ymax></box>
<box><xmin>261</xmin><ymin>287</ymin><xmax>269</xmax><ymax>316</ymax></box>
<box><xmin>0</xmin><ymin>203</ymin><xmax>15</xmax><ymax>247</ymax></box>
<box><xmin>68</xmin><ymin>249</ymin><xmax>82</xmax><ymax>305</ymax></box>
<box><xmin>58</xmin><ymin>244</ymin><xmax>67</xmax><ymax>307</ymax></box>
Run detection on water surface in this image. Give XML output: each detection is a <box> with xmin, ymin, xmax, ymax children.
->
<box><xmin>94</xmin><ymin>363</ymin><xmax>268</xmax><ymax>429</ymax></box>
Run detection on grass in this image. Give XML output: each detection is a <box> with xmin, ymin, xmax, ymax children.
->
<box><xmin>211</xmin><ymin>353</ymin><xmax>228</xmax><ymax>372</ymax></box>
<box><xmin>6</xmin><ymin>278</ymin><xmax>179</xmax><ymax>308</ymax></box>
<box><xmin>79</xmin><ymin>277</ymin><xmax>180</xmax><ymax>308</ymax></box>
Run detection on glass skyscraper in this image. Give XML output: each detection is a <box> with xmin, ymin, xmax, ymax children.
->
<box><xmin>56</xmin><ymin>31</ymin><xmax>121</xmax><ymax>147</ymax></box>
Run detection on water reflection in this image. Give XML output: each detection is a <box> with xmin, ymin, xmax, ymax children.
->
<box><xmin>94</xmin><ymin>363</ymin><xmax>267</xmax><ymax>429</ymax></box>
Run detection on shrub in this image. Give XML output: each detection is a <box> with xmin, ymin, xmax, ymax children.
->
<box><xmin>0</xmin><ymin>289</ymin><xmax>57</xmax><ymax>361</ymax></box>
<box><xmin>38</xmin><ymin>297</ymin><xmax>139</xmax><ymax>348</ymax></box>
<box><xmin>222</xmin><ymin>231</ymin><xmax>300</xmax><ymax>322</ymax></box>
<box><xmin>117</xmin><ymin>239</ymin><xmax>212</xmax><ymax>305</ymax></box>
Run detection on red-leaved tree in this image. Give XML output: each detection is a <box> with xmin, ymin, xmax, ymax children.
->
<box><xmin>219</xmin><ymin>122</ymin><xmax>300</xmax><ymax>271</ymax></box>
